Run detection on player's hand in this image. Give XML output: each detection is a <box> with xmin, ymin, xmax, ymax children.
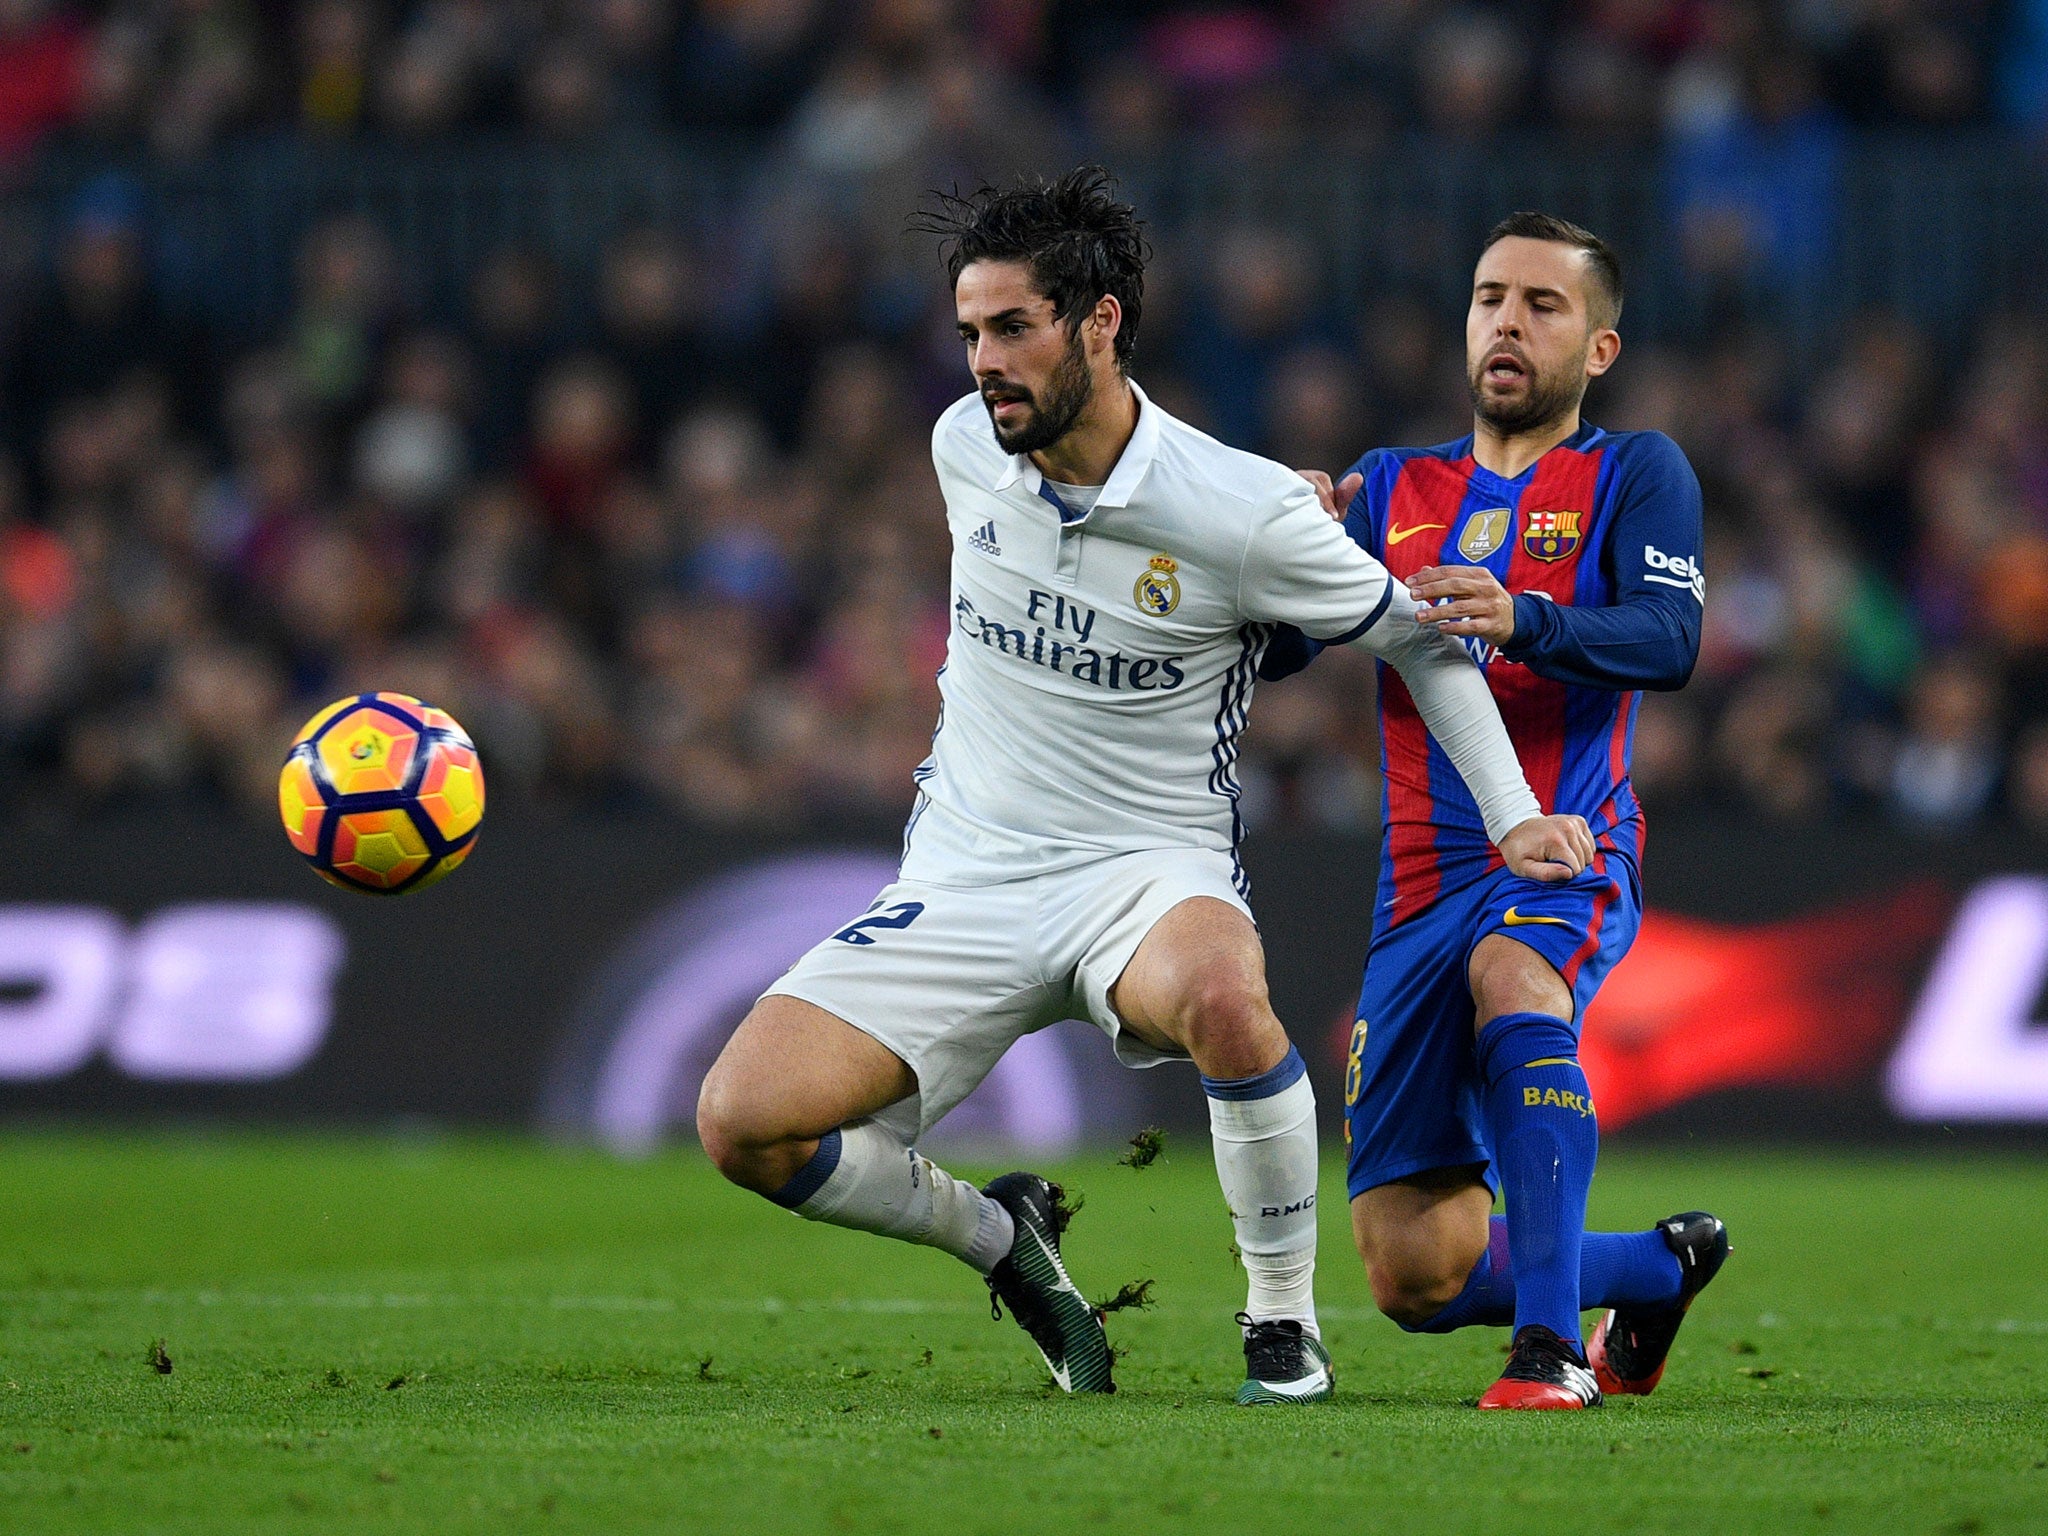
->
<box><xmin>1295</xmin><ymin>468</ymin><xmax>1363</xmax><ymax>522</ymax></box>
<box><xmin>1498</xmin><ymin>814</ymin><xmax>1596</xmax><ymax>883</ymax></box>
<box><xmin>1410</xmin><ymin>565</ymin><xmax>1517</xmax><ymax>646</ymax></box>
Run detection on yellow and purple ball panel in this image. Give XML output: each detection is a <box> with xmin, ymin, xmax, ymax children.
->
<box><xmin>315</xmin><ymin>707</ymin><xmax>422</xmax><ymax>798</ymax></box>
<box><xmin>276</xmin><ymin>754</ymin><xmax>325</xmax><ymax>857</ymax></box>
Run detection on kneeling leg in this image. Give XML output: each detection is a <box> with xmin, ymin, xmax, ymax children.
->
<box><xmin>1351</xmin><ymin>1169</ymin><xmax>1499</xmax><ymax>1330</ymax></box>
<box><xmin>1353</xmin><ymin>1168</ymin><xmax>1685</xmax><ymax>1333</ymax></box>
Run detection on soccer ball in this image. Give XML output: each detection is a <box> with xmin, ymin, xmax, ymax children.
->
<box><xmin>278</xmin><ymin>693</ymin><xmax>485</xmax><ymax>894</ymax></box>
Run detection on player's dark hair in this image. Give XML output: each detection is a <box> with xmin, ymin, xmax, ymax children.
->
<box><xmin>1481</xmin><ymin>212</ymin><xmax>1624</xmax><ymax>330</ymax></box>
<box><xmin>913</xmin><ymin>166</ymin><xmax>1150</xmax><ymax>371</ymax></box>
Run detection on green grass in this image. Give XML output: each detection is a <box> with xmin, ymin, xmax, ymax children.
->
<box><xmin>1</xmin><ymin>1133</ymin><xmax>2044</xmax><ymax>1535</ymax></box>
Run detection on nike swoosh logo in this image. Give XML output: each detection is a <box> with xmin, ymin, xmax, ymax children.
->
<box><xmin>1386</xmin><ymin>522</ymin><xmax>1447</xmax><ymax>546</ymax></box>
<box><xmin>1502</xmin><ymin>907</ymin><xmax>1571</xmax><ymax>927</ymax></box>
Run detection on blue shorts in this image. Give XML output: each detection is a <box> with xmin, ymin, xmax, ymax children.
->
<box><xmin>1341</xmin><ymin>850</ymin><xmax>1642</xmax><ymax>1200</ymax></box>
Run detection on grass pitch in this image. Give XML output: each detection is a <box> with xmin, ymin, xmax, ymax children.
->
<box><xmin>0</xmin><ymin>1132</ymin><xmax>2043</xmax><ymax>1535</ymax></box>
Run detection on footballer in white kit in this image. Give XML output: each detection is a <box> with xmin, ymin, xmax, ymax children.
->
<box><xmin>696</xmin><ymin>168</ymin><xmax>1594</xmax><ymax>1403</ymax></box>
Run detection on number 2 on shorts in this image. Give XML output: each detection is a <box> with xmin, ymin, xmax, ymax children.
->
<box><xmin>832</xmin><ymin>902</ymin><xmax>927</xmax><ymax>947</ymax></box>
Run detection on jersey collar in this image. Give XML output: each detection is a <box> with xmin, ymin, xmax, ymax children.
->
<box><xmin>1465</xmin><ymin>419</ymin><xmax>1607</xmax><ymax>487</ymax></box>
<box><xmin>990</xmin><ymin>378</ymin><xmax>1160</xmax><ymax>524</ymax></box>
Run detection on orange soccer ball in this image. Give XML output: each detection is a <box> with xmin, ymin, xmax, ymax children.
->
<box><xmin>278</xmin><ymin>693</ymin><xmax>485</xmax><ymax>895</ymax></box>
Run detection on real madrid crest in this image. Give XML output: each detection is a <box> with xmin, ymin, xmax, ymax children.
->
<box><xmin>1458</xmin><ymin>508</ymin><xmax>1511</xmax><ymax>561</ymax></box>
<box><xmin>1522</xmin><ymin>508</ymin><xmax>1583</xmax><ymax>562</ymax></box>
<box><xmin>1134</xmin><ymin>553</ymin><xmax>1182</xmax><ymax>616</ymax></box>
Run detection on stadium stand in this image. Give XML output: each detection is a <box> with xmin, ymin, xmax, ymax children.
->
<box><xmin>3</xmin><ymin>0</ymin><xmax>2047</xmax><ymax>832</ymax></box>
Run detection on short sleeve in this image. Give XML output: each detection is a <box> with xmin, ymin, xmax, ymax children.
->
<box><xmin>1236</xmin><ymin>476</ymin><xmax>1399</xmax><ymax>643</ymax></box>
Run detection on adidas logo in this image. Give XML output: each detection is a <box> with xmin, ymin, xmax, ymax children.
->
<box><xmin>968</xmin><ymin>520</ymin><xmax>1002</xmax><ymax>557</ymax></box>
<box><xmin>1560</xmin><ymin>1359</ymin><xmax>1602</xmax><ymax>1406</ymax></box>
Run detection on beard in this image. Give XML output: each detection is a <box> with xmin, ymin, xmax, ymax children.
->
<box><xmin>983</xmin><ymin>330</ymin><xmax>1094</xmax><ymax>455</ymax></box>
<box><xmin>1468</xmin><ymin>343</ymin><xmax>1588</xmax><ymax>436</ymax></box>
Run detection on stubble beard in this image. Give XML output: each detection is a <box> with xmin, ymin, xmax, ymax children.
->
<box><xmin>1468</xmin><ymin>347</ymin><xmax>1588</xmax><ymax>438</ymax></box>
<box><xmin>986</xmin><ymin>329</ymin><xmax>1094</xmax><ymax>456</ymax></box>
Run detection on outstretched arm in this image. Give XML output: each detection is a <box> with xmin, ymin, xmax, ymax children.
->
<box><xmin>1406</xmin><ymin>567</ymin><xmax>1699</xmax><ymax>691</ymax></box>
<box><xmin>1243</xmin><ymin>473</ymin><xmax>1594</xmax><ymax>881</ymax></box>
<box><xmin>1349</xmin><ymin>582</ymin><xmax>1595</xmax><ymax>880</ymax></box>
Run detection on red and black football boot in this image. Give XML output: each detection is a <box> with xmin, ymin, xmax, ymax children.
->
<box><xmin>1476</xmin><ymin>1324</ymin><xmax>1603</xmax><ymax>1410</ymax></box>
<box><xmin>1586</xmin><ymin>1210</ymin><xmax>1730</xmax><ymax>1397</ymax></box>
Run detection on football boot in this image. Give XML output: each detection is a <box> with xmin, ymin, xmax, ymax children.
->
<box><xmin>1234</xmin><ymin>1313</ymin><xmax>1334</xmax><ymax>1405</ymax></box>
<box><xmin>981</xmin><ymin>1173</ymin><xmax>1114</xmax><ymax>1393</ymax></box>
<box><xmin>1477</xmin><ymin>1324</ymin><xmax>1603</xmax><ymax>1410</ymax></box>
<box><xmin>1586</xmin><ymin>1210</ymin><xmax>1730</xmax><ymax>1397</ymax></box>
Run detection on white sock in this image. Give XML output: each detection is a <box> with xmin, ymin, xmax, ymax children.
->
<box><xmin>780</xmin><ymin>1122</ymin><xmax>1014</xmax><ymax>1274</ymax></box>
<box><xmin>1205</xmin><ymin>1054</ymin><xmax>1321</xmax><ymax>1335</ymax></box>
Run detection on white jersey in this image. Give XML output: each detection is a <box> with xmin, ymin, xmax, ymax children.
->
<box><xmin>900</xmin><ymin>382</ymin><xmax>1540</xmax><ymax>889</ymax></box>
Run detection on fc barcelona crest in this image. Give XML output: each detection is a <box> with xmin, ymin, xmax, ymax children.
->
<box><xmin>1522</xmin><ymin>508</ymin><xmax>1583</xmax><ymax>562</ymax></box>
<box><xmin>1458</xmin><ymin>508</ymin><xmax>1511</xmax><ymax>561</ymax></box>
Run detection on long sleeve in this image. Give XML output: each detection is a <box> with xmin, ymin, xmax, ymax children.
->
<box><xmin>1234</xmin><ymin>473</ymin><xmax>1397</xmax><ymax>645</ymax></box>
<box><xmin>1350</xmin><ymin>580</ymin><xmax>1542</xmax><ymax>844</ymax></box>
<box><xmin>1239</xmin><ymin>472</ymin><xmax>1540</xmax><ymax>846</ymax></box>
<box><xmin>1498</xmin><ymin>433</ymin><xmax>1704</xmax><ymax>691</ymax></box>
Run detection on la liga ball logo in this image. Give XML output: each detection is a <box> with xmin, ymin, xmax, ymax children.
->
<box><xmin>279</xmin><ymin>693</ymin><xmax>485</xmax><ymax>894</ymax></box>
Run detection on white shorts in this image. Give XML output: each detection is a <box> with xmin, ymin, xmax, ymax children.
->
<box><xmin>761</xmin><ymin>847</ymin><xmax>1252</xmax><ymax>1141</ymax></box>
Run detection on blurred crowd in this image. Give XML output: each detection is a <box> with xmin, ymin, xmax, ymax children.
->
<box><xmin>4</xmin><ymin>0</ymin><xmax>2047</xmax><ymax>166</ymax></box>
<box><xmin>2</xmin><ymin>0</ymin><xmax>2048</xmax><ymax>836</ymax></box>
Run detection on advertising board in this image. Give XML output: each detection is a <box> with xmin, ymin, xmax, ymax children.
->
<box><xmin>1</xmin><ymin>814</ymin><xmax>2041</xmax><ymax>1149</ymax></box>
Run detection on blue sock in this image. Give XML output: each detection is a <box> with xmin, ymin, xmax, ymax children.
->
<box><xmin>1476</xmin><ymin>1012</ymin><xmax>1598</xmax><ymax>1349</ymax></box>
<box><xmin>1407</xmin><ymin>1218</ymin><xmax>1683</xmax><ymax>1333</ymax></box>
<box><xmin>1406</xmin><ymin>1214</ymin><xmax>1515</xmax><ymax>1332</ymax></box>
<box><xmin>1583</xmin><ymin>1227</ymin><xmax>1684</xmax><ymax>1309</ymax></box>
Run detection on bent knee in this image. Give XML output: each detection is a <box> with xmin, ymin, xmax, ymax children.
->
<box><xmin>1363</xmin><ymin>1258</ymin><xmax>1470</xmax><ymax>1329</ymax></box>
<box><xmin>692</xmin><ymin>1091</ymin><xmax>745</xmax><ymax>1183</ymax></box>
<box><xmin>1354</xmin><ymin>1221</ymin><xmax>1480</xmax><ymax>1328</ymax></box>
<box><xmin>694</xmin><ymin>1068</ymin><xmax>778</xmax><ymax>1183</ymax></box>
<box><xmin>1177</xmin><ymin>972</ymin><xmax>1282</xmax><ymax>1056</ymax></box>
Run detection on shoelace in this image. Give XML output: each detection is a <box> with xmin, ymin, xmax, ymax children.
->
<box><xmin>1236</xmin><ymin>1311</ymin><xmax>1305</xmax><ymax>1376</ymax></box>
<box><xmin>1508</xmin><ymin>1329</ymin><xmax>1588</xmax><ymax>1377</ymax></box>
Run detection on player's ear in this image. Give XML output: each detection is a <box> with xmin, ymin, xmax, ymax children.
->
<box><xmin>1087</xmin><ymin>293</ymin><xmax>1122</xmax><ymax>358</ymax></box>
<box><xmin>1585</xmin><ymin>326</ymin><xmax>1620</xmax><ymax>378</ymax></box>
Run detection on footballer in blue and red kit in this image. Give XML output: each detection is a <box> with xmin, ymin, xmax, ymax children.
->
<box><xmin>1330</xmin><ymin>422</ymin><xmax>1696</xmax><ymax>1195</ymax></box>
<box><xmin>1263</xmin><ymin>213</ymin><xmax>1731</xmax><ymax>1411</ymax></box>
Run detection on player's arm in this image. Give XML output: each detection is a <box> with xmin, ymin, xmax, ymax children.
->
<box><xmin>1256</xmin><ymin>624</ymin><xmax>1320</xmax><ymax>682</ymax></box>
<box><xmin>1241</xmin><ymin>483</ymin><xmax>1594</xmax><ymax>880</ymax></box>
<box><xmin>1255</xmin><ymin>462</ymin><xmax>1370</xmax><ymax>683</ymax></box>
<box><xmin>1410</xmin><ymin>434</ymin><xmax>1705</xmax><ymax>691</ymax></box>
<box><xmin>1350</xmin><ymin>579</ymin><xmax>1592</xmax><ymax>878</ymax></box>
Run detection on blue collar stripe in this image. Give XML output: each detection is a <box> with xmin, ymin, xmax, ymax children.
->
<box><xmin>1036</xmin><ymin>480</ymin><xmax>1087</xmax><ymax>525</ymax></box>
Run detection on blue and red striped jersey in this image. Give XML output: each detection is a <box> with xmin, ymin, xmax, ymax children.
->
<box><xmin>1264</xmin><ymin>423</ymin><xmax>1703</xmax><ymax>927</ymax></box>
